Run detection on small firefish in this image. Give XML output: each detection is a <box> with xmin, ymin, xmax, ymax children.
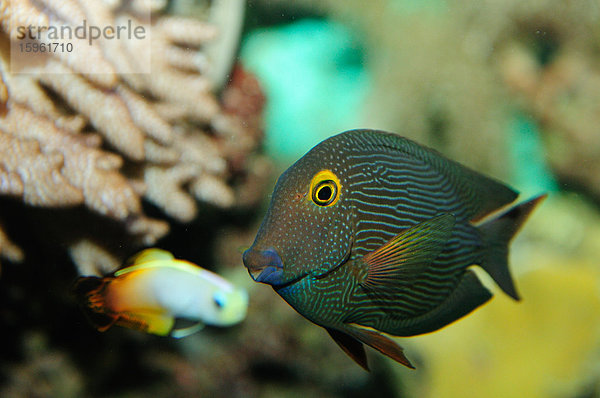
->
<box><xmin>243</xmin><ymin>129</ymin><xmax>545</xmax><ymax>370</ymax></box>
<box><xmin>74</xmin><ymin>248</ymin><xmax>248</xmax><ymax>337</ymax></box>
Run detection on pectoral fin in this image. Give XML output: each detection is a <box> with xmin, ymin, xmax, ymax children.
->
<box><xmin>343</xmin><ymin>324</ymin><xmax>414</xmax><ymax>369</ymax></box>
<box><xmin>326</xmin><ymin>327</ymin><xmax>369</xmax><ymax>371</ymax></box>
<box><xmin>360</xmin><ymin>213</ymin><xmax>455</xmax><ymax>289</ymax></box>
<box><xmin>171</xmin><ymin>321</ymin><xmax>205</xmax><ymax>338</ymax></box>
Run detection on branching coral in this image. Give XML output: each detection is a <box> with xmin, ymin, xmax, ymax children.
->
<box><xmin>0</xmin><ymin>0</ymin><xmax>266</xmax><ymax>272</ymax></box>
<box><xmin>0</xmin><ymin>127</ymin><xmax>84</xmax><ymax>206</ymax></box>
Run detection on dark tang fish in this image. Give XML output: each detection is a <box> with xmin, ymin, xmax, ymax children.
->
<box><xmin>243</xmin><ymin>129</ymin><xmax>545</xmax><ymax>370</ymax></box>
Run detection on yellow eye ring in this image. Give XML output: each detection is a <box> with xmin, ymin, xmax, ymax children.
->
<box><xmin>309</xmin><ymin>170</ymin><xmax>341</xmax><ymax>207</ymax></box>
<box><xmin>313</xmin><ymin>180</ymin><xmax>337</xmax><ymax>206</ymax></box>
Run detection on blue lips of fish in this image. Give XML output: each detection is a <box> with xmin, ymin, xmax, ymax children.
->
<box><xmin>245</xmin><ymin>248</ymin><xmax>284</xmax><ymax>285</ymax></box>
<box><xmin>243</xmin><ymin>129</ymin><xmax>546</xmax><ymax>371</ymax></box>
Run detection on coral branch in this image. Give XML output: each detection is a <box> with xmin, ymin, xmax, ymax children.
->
<box><xmin>0</xmin><ymin>129</ymin><xmax>83</xmax><ymax>206</ymax></box>
<box><xmin>0</xmin><ymin>0</ymin><xmax>266</xmax><ymax>273</ymax></box>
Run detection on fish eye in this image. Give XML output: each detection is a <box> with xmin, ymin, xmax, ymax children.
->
<box><xmin>213</xmin><ymin>292</ymin><xmax>227</xmax><ymax>309</ymax></box>
<box><xmin>313</xmin><ymin>180</ymin><xmax>337</xmax><ymax>206</ymax></box>
<box><xmin>310</xmin><ymin>170</ymin><xmax>341</xmax><ymax>207</ymax></box>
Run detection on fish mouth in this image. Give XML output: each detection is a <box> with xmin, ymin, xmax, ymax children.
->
<box><xmin>252</xmin><ymin>265</ymin><xmax>284</xmax><ymax>285</ymax></box>
<box><xmin>242</xmin><ymin>247</ymin><xmax>286</xmax><ymax>286</ymax></box>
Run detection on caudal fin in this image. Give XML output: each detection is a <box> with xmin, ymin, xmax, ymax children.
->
<box><xmin>478</xmin><ymin>194</ymin><xmax>547</xmax><ymax>300</ymax></box>
<box><xmin>72</xmin><ymin>276</ymin><xmax>118</xmax><ymax>331</ymax></box>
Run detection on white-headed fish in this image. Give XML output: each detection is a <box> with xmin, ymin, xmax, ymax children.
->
<box><xmin>74</xmin><ymin>248</ymin><xmax>248</xmax><ymax>337</ymax></box>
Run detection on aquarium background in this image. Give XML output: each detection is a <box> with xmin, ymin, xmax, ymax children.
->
<box><xmin>1</xmin><ymin>0</ymin><xmax>600</xmax><ymax>397</ymax></box>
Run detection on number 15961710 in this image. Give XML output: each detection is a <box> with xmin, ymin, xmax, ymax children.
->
<box><xmin>18</xmin><ymin>42</ymin><xmax>73</xmax><ymax>53</ymax></box>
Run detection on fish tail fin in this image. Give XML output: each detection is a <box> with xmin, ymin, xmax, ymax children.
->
<box><xmin>478</xmin><ymin>194</ymin><xmax>547</xmax><ymax>300</ymax></box>
<box><xmin>72</xmin><ymin>275</ymin><xmax>103</xmax><ymax>296</ymax></box>
<box><xmin>72</xmin><ymin>276</ymin><xmax>118</xmax><ymax>331</ymax></box>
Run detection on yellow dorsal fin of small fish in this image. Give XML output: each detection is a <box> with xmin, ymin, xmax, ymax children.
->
<box><xmin>125</xmin><ymin>248</ymin><xmax>175</xmax><ymax>267</ymax></box>
<box><xmin>116</xmin><ymin>249</ymin><xmax>193</xmax><ymax>277</ymax></box>
<box><xmin>115</xmin><ymin>258</ymin><xmax>203</xmax><ymax>277</ymax></box>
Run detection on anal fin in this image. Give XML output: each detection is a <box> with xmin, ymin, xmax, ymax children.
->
<box><xmin>116</xmin><ymin>311</ymin><xmax>175</xmax><ymax>336</ymax></box>
<box><xmin>343</xmin><ymin>325</ymin><xmax>415</xmax><ymax>369</ymax></box>
<box><xmin>391</xmin><ymin>269</ymin><xmax>492</xmax><ymax>336</ymax></box>
<box><xmin>326</xmin><ymin>327</ymin><xmax>369</xmax><ymax>371</ymax></box>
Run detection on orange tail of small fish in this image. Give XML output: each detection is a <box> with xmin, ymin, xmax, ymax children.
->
<box><xmin>479</xmin><ymin>194</ymin><xmax>547</xmax><ymax>300</ymax></box>
<box><xmin>72</xmin><ymin>276</ymin><xmax>119</xmax><ymax>332</ymax></box>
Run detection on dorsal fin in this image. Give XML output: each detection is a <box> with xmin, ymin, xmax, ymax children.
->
<box><xmin>116</xmin><ymin>249</ymin><xmax>177</xmax><ymax>276</ymax></box>
<box><xmin>331</xmin><ymin>130</ymin><xmax>519</xmax><ymax>221</ymax></box>
<box><xmin>123</xmin><ymin>248</ymin><xmax>174</xmax><ymax>268</ymax></box>
<box><xmin>360</xmin><ymin>213</ymin><xmax>455</xmax><ymax>289</ymax></box>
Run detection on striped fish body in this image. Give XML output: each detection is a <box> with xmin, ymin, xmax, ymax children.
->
<box><xmin>243</xmin><ymin>129</ymin><xmax>545</xmax><ymax>370</ymax></box>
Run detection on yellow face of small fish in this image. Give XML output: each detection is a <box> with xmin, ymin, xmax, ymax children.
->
<box><xmin>243</xmin><ymin>143</ymin><xmax>356</xmax><ymax>286</ymax></box>
<box><xmin>206</xmin><ymin>288</ymin><xmax>249</xmax><ymax>326</ymax></box>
